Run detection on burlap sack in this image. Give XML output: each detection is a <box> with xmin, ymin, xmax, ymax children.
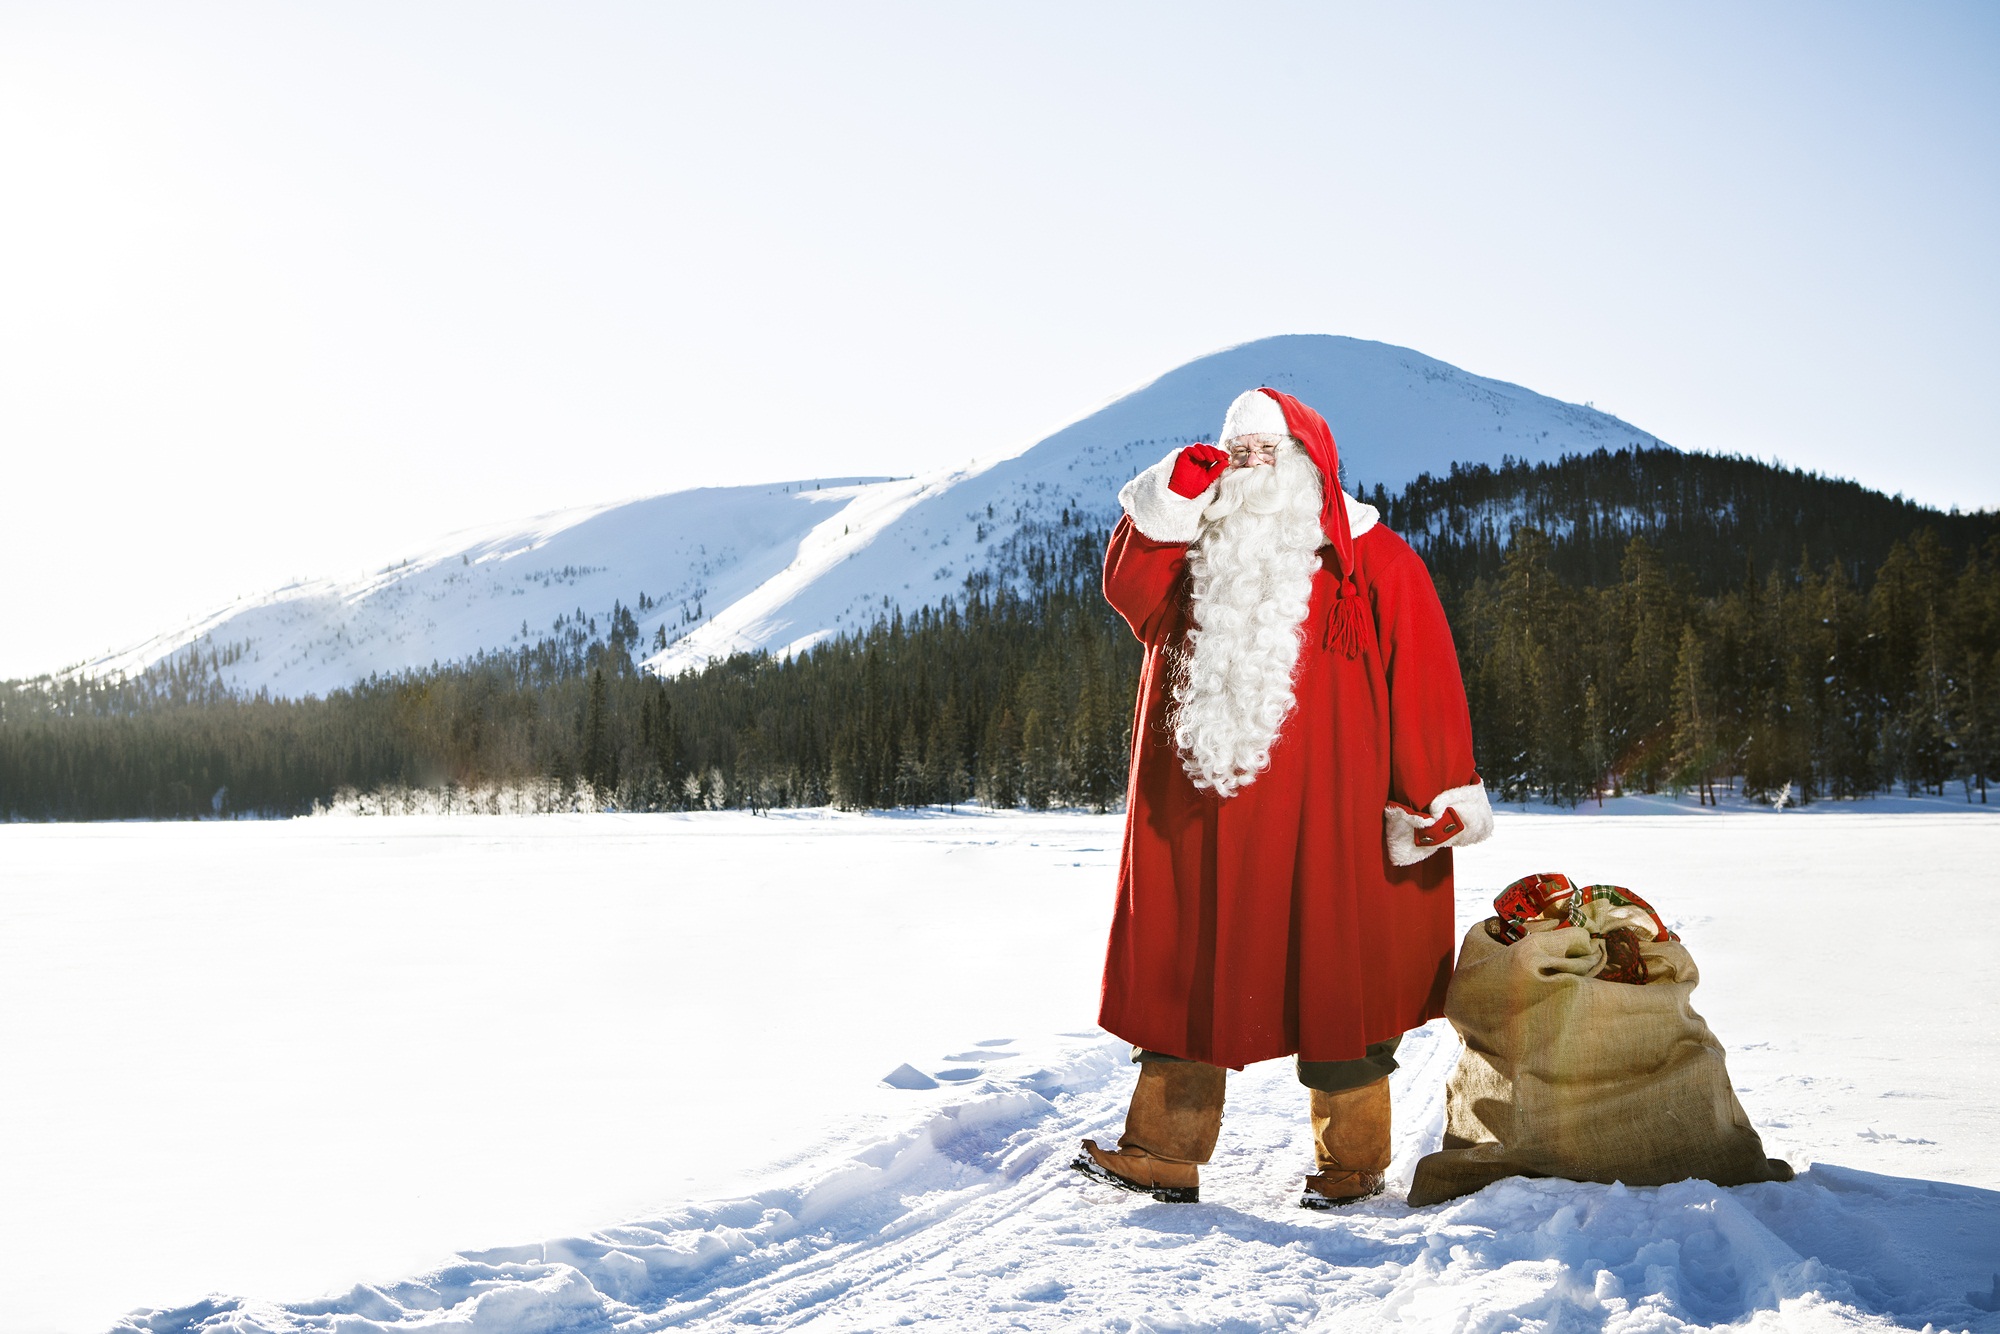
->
<box><xmin>1408</xmin><ymin>918</ymin><xmax>1792</xmax><ymax>1207</ymax></box>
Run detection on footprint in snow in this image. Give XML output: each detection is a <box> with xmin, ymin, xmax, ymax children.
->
<box><xmin>1857</xmin><ymin>1128</ymin><xmax>1937</xmax><ymax>1145</ymax></box>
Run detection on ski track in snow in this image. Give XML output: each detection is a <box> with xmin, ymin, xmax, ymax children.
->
<box><xmin>118</xmin><ymin>1025</ymin><xmax>2000</xmax><ymax>1334</ymax></box>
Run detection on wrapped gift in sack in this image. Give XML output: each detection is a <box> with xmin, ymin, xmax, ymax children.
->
<box><xmin>1408</xmin><ymin>872</ymin><xmax>1793</xmax><ymax>1207</ymax></box>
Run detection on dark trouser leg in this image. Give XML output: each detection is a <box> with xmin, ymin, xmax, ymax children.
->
<box><xmin>1134</xmin><ymin>1037</ymin><xmax>1399</xmax><ymax>1094</ymax></box>
<box><xmin>1295</xmin><ymin>1035</ymin><xmax>1402</xmax><ymax>1093</ymax></box>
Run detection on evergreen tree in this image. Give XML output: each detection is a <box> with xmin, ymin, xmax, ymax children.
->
<box><xmin>983</xmin><ymin>705</ymin><xmax>1023</xmax><ymax>810</ymax></box>
<box><xmin>580</xmin><ymin>666</ymin><xmax>616</xmax><ymax>796</ymax></box>
<box><xmin>1020</xmin><ymin>705</ymin><xmax>1057</xmax><ymax>810</ymax></box>
<box><xmin>1068</xmin><ymin>648</ymin><xmax>1120</xmax><ymax>814</ymax></box>
<box><xmin>896</xmin><ymin>717</ymin><xmax>925</xmax><ymax>807</ymax></box>
<box><xmin>1667</xmin><ymin>625</ymin><xmax>1719</xmax><ymax>804</ymax></box>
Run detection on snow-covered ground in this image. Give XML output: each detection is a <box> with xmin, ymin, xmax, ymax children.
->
<box><xmin>2</xmin><ymin>808</ymin><xmax>1996</xmax><ymax>1333</ymax></box>
<box><xmin>60</xmin><ymin>335</ymin><xmax>1670</xmax><ymax>697</ymax></box>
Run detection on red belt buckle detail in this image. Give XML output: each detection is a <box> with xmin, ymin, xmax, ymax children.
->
<box><xmin>1414</xmin><ymin>806</ymin><xmax>1465</xmax><ymax>847</ymax></box>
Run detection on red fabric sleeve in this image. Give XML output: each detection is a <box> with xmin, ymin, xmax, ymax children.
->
<box><xmin>1103</xmin><ymin>514</ymin><xmax>1189</xmax><ymax>646</ymax></box>
<box><xmin>1372</xmin><ymin>542</ymin><xmax>1480</xmax><ymax>810</ymax></box>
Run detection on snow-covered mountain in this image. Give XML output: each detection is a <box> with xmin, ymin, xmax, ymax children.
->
<box><xmin>78</xmin><ymin>335</ymin><xmax>1670</xmax><ymax>699</ymax></box>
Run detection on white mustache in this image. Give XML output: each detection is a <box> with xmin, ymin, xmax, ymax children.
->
<box><xmin>1208</xmin><ymin>464</ymin><xmax>1286</xmax><ymax>517</ymax></box>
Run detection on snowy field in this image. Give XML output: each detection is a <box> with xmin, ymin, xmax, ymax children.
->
<box><xmin>3</xmin><ymin>806</ymin><xmax>1997</xmax><ymax>1333</ymax></box>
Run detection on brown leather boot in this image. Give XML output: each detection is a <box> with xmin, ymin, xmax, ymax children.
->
<box><xmin>1072</xmin><ymin>1059</ymin><xmax>1225</xmax><ymax>1203</ymax></box>
<box><xmin>1300</xmin><ymin>1075</ymin><xmax>1391</xmax><ymax>1209</ymax></box>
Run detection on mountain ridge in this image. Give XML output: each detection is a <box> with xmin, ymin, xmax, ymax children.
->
<box><xmin>59</xmin><ymin>335</ymin><xmax>1671</xmax><ymax>698</ymax></box>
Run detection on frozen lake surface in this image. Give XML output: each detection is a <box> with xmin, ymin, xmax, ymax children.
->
<box><xmin>2</xmin><ymin>807</ymin><xmax>1996</xmax><ymax>1332</ymax></box>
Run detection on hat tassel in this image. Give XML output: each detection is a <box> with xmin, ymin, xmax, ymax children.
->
<box><xmin>1324</xmin><ymin>575</ymin><xmax>1370</xmax><ymax>659</ymax></box>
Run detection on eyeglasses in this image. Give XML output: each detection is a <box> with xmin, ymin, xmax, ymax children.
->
<box><xmin>1226</xmin><ymin>434</ymin><xmax>1284</xmax><ymax>467</ymax></box>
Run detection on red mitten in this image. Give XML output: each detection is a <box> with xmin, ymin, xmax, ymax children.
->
<box><xmin>1167</xmin><ymin>444</ymin><xmax>1230</xmax><ymax>498</ymax></box>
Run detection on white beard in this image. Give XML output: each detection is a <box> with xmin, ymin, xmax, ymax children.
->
<box><xmin>1170</xmin><ymin>442</ymin><xmax>1325</xmax><ymax>798</ymax></box>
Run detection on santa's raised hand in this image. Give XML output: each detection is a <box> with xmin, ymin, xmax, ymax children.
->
<box><xmin>1166</xmin><ymin>443</ymin><xmax>1232</xmax><ymax>497</ymax></box>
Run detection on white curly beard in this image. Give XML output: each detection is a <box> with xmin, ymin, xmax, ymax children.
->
<box><xmin>1170</xmin><ymin>441</ymin><xmax>1325</xmax><ymax>797</ymax></box>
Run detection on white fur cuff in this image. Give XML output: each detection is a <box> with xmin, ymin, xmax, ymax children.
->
<box><xmin>1118</xmin><ymin>450</ymin><xmax>1210</xmax><ymax>544</ymax></box>
<box><xmin>1384</xmin><ymin>780</ymin><xmax>1495</xmax><ymax>867</ymax></box>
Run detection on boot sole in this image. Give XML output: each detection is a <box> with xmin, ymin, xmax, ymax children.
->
<box><xmin>1069</xmin><ymin>1153</ymin><xmax>1200</xmax><ymax>1204</ymax></box>
<box><xmin>1298</xmin><ymin>1181</ymin><xmax>1386</xmax><ymax>1211</ymax></box>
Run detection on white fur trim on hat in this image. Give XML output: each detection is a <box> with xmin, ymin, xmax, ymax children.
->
<box><xmin>1383</xmin><ymin>780</ymin><xmax>1495</xmax><ymax>867</ymax></box>
<box><xmin>1118</xmin><ymin>450</ymin><xmax>1210</xmax><ymax>543</ymax></box>
<box><xmin>1220</xmin><ymin>389</ymin><xmax>1290</xmax><ymax>443</ymax></box>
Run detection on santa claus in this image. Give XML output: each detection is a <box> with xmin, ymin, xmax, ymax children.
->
<box><xmin>1073</xmin><ymin>386</ymin><xmax>1492</xmax><ymax>1209</ymax></box>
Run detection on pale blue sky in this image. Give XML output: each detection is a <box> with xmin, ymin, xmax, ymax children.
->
<box><xmin>2</xmin><ymin>2</ymin><xmax>1995</xmax><ymax>676</ymax></box>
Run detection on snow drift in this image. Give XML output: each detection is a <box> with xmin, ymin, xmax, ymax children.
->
<box><xmin>109</xmin><ymin>1029</ymin><xmax>2000</xmax><ymax>1333</ymax></box>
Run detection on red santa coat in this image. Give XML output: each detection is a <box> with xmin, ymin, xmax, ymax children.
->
<box><xmin>1098</xmin><ymin>388</ymin><xmax>1491</xmax><ymax>1070</ymax></box>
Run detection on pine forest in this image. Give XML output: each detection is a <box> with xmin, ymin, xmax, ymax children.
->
<box><xmin>6</xmin><ymin>447</ymin><xmax>2000</xmax><ymax>820</ymax></box>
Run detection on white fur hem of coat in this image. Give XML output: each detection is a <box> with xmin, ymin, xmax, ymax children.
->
<box><xmin>1383</xmin><ymin>780</ymin><xmax>1495</xmax><ymax>867</ymax></box>
<box><xmin>1119</xmin><ymin>450</ymin><xmax>1383</xmax><ymax>546</ymax></box>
